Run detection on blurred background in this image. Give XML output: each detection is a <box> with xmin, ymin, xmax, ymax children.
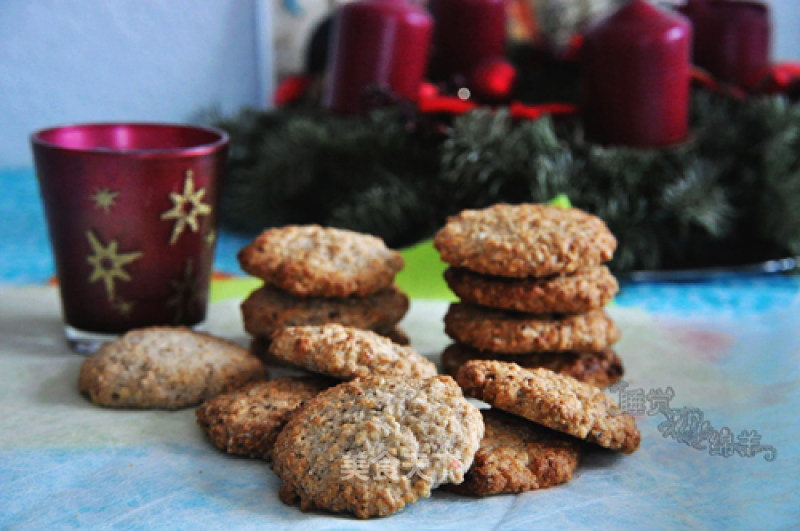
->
<box><xmin>2</xmin><ymin>0</ymin><xmax>799</xmax><ymax>167</ymax></box>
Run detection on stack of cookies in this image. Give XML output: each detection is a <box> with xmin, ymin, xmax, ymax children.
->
<box><xmin>434</xmin><ymin>203</ymin><xmax>625</xmax><ymax>389</ymax></box>
<box><xmin>236</xmin><ymin>225</ymin><xmax>411</xmax><ymax>359</ymax></box>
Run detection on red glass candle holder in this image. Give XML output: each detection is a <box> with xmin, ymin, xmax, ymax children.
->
<box><xmin>324</xmin><ymin>0</ymin><xmax>433</xmax><ymax>114</ymax></box>
<box><xmin>31</xmin><ymin>123</ymin><xmax>228</xmax><ymax>353</ymax></box>
<box><xmin>681</xmin><ymin>0</ymin><xmax>771</xmax><ymax>90</ymax></box>
<box><xmin>582</xmin><ymin>0</ymin><xmax>692</xmax><ymax>148</ymax></box>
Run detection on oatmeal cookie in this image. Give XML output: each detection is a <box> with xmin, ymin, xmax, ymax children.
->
<box><xmin>433</xmin><ymin>204</ymin><xmax>616</xmax><ymax>278</ymax></box>
<box><xmin>268</xmin><ymin>324</ymin><xmax>436</xmax><ymax>380</ymax></box>
<box><xmin>444</xmin><ymin>265</ymin><xmax>618</xmax><ymax>314</ymax></box>
<box><xmin>444</xmin><ymin>303</ymin><xmax>621</xmax><ymax>353</ymax></box>
<box><xmin>195</xmin><ymin>376</ymin><xmax>331</xmax><ymax>460</ymax></box>
<box><xmin>441</xmin><ymin>343</ymin><xmax>623</xmax><ymax>388</ymax></box>
<box><xmin>238</xmin><ymin>225</ymin><xmax>404</xmax><ymax>297</ymax></box>
<box><xmin>240</xmin><ymin>284</ymin><xmax>408</xmax><ymax>337</ymax></box>
<box><xmin>78</xmin><ymin>327</ymin><xmax>266</xmax><ymax>409</ymax></box>
<box><xmin>373</xmin><ymin>324</ymin><xmax>411</xmax><ymax>346</ymax></box>
<box><xmin>448</xmin><ymin>409</ymin><xmax>580</xmax><ymax>496</ymax></box>
<box><xmin>456</xmin><ymin>360</ymin><xmax>640</xmax><ymax>453</ymax></box>
<box><xmin>249</xmin><ymin>323</ymin><xmax>410</xmax><ymax>368</ymax></box>
<box><xmin>272</xmin><ymin>376</ymin><xmax>484</xmax><ymax>518</ymax></box>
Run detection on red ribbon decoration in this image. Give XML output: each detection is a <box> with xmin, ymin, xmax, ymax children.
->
<box><xmin>273</xmin><ymin>75</ymin><xmax>312</xmax><ymax>106</ymax></box>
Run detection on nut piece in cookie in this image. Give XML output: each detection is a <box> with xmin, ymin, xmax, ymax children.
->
<box><xmin>448</xmin><ymin>409</ymin><xmax>580</xmax><ymax>496</ymax></box>
<box><xmin>456</xmin><ymin>360</ymin><xmax>640</xmax><ymax>454</ymax></box>
<box><xmin>78</xmin><ymin>327</ymin><xmax>266</xmax><ymax>409</ymax></box>
<box><xmin>271</xmin><ymin>375</ymin><xmax>484</xmax><ymax>518</ymax></box>
<box><xmin>268</xmin><ymin>324</ymin><xmax>437</xmax><ymax>380</ymax></box>
<box><xmin>444</xmin><ymin>302</ymin><xmax>621</xmax><ymax>353</ymax></box>
<box><xmin>433</xmin><ymin>203</ymin><xmax>616</xmax><ymax>278</ymax></box>
<box><xmin>444</xmin><ymin>265</ymin><xmax>618</xmax><ymax>314</ymax></box>
<box><xmin>240</xmin><ymin>284</ymin><xmax>408</xmax><ymax>337</ymax></box>
<box><xmin>237</xmin><ymin>225</ymin><xmax>404</xmax><ymax>297</ymax></box>
<box><xmin>441</xmin><ymin>343</ymin><xmax>624</xmax><ymax>389</ymax></box>
<box><xmin>196</xmin><ymin>376</ymin><xmax>331</xmax><ymax>460</ymax></box>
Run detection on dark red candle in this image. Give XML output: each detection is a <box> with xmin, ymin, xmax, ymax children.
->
<box><xmin>681</xmin><ymin>0</ymin><xmax>770</xmax><ymax>90</ymax></box>
<box><xmin>582</xmin><ymin>0</ymin><xmax>691</xmax><ymax>148</ymax></box>
<box><xmin>324</xmin><ymin>0</ymin><xmax>433</xmax><ymax>114</ymax></box>
<box><xmin>428</xmin><ymin>0</ymin><xmax>506</xmax><ymax>82</ymax></box>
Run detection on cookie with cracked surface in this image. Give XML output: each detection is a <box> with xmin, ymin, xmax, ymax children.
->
<box><xmin>433</xmin><ymin>203</ymin><xmax>616</xmax><ymax>278</ymax></box>
<box><xmin>444</xmin><ymin>302</ymin><xmax>621</xmax><ymax>353</ymax></box>
<box><xmin>195</xmin><ymin>376</ymin><xmax>331</xmax><ymax>460</ymax></box>
<box><xmin>448</xmin><ymin>409</ymin><xmax>580</xmax><ymax>496</ymax></box>
<box><xmin>268</xmin><ymin>324</ymin><xmax>436</xmax><ymax>380</ymax></box>
<box><xmin>238</xmin><ymin>225</ymin><xmax>404</xmax><ymax>297</ymax></box>
<box><xmin>78</xmin><ymin>327</ymin><xmax>266</xmax><ymax>410</ymax></box>
<box><xmin>444</xmin><ymin>265</ymin><xmax>618</xmax><ymax>314</ymax></box>
<box><xmin>249</xmin><ymin>323</ymin><xmax>410</xmax><ymax>369</ymax></box>
<box><xmin>272</xmin><ymin>375</ymin><xmax>484</xmax><ymax>518</ymax></box>
<box><xmin>456</xmin><ymin>360</ymin><xmax>640</xmax><ymax>454</ymax></box>
<box><xmin>441</xmin><ymin>343</ymin><xmax>623</xmax><ymax>388</ymax></box>
<box><xmin>240</xmin><ymin>284</ymin><xmax>409</xmax><ymax>338</ymax></box>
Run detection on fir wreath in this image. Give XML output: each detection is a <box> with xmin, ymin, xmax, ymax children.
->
<box><xmin>213</xmin><ymin>90</ymin><xmax>800</xmax><ymax>273</ymax></box>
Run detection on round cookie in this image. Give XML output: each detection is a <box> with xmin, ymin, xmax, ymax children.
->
<box><xmin>241</xmin><ymin>284</ymin><xmax>409</xmax><ymax>337</ymax></box>
<box><xmin>373</xmin><ymin>324</ymin><xmax>411</xmax><ymax>346</ymax></box>
<box><xmin>444</xmin><ymin>265</ymin><xmax>618</xmax><ymax>314</ymax></box>
<box><xmin>456</xmin><ymin>360</ymin><xmax>640</xmax><ymax>454</ymax></box>
<box><xmin>272</xmin><ymin>376</ymin><xmax>484</xmax><ymax>518</ymax></box>
<box><xmin>268</xmin><ymin>324</ymin><xmax>437</xmax><ymax>380</ymax></box>
<box><xmin>441</xmin><ymin>343</ymin><xmax>624</xmax><ymax>389</ymax></box>
<box><xmin>444</xmin><ymin>302</ymin><xmax>621</xmax><ymax>353</ymax></box>
<box><xmin>196</xmin><ymin>376</ymin><xmax>331</xmax><ymax>460</ymax></box>
<box><xmin>78</xmin><ymin>327</ymin><xmax>266</xmax><ymax>410</ymax></box>
<box><xmin>448</xmin><ymin>409</ymin><xmax>581</xmax><ymax>496</ymax></box>
<box><xmin>237</xmin><ymin>225</ymin><xmax>404</xmax><ymax>297</ymax></box>
<box><xmin>433</xmin><ymin>204</ymin><xmax>616</xmax><ymax>278</ymax></box>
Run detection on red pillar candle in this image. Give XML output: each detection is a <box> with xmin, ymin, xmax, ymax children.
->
<box><xmin>324</xmin><ymin>0</ymin><xmax>433</xmax><ymax>114</ymax></box>
<box><xmin>428</xmin><ymin>0</ymin><xmax>506</xmax><ymax>82</ymax></box>
<box><xmin>582</xmin><ymin>0</ymin><xmax>691</xmax><ymax>148</ymax></box>
<box><xmin>681</xmin><ymin>0</ymin><xmax>770</xmax><ymax>90</ymax></box>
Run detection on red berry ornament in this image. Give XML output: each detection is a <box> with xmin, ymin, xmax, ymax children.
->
<box><xmin>470</xmin><ymin>58</ymin><xmax>517</xmax><ymax>103</ymax></box>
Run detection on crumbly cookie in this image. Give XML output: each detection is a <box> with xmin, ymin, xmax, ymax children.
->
<box><xmin>249</xmin><ymin>323</ymin><xmax>410</xmax><ymax>368</ymax></box>
<box><xmin>78</xmin><ymin>327</ymin><xmax>266</xmax><ymax>409</ymax></box>
<box><xmin>444</xmin><ymin>303</ymin><xmax>621</xmax><ymax>353</ymax></box>
<box><xmin>373</xmin><ymin>324</ymin><xmax>410</xmax><ymax>346</ymax></box>
<box><xmin>268</xmin><ymin>324</ymin><xmax>436</xmax><ymax>380</ymax></box>
<box><xmin>433</xmin><ymin>204</ymin><xmax>616</xmax><ymax>278</ymax></box>
<box><xmin>441</xmin><ymin>343</ymin><xmax>623</xmax><ymax>388</ymax></box>
<box><xmin>272</xmin><ymin>376</ymin><xmax>484</xmax><ymax>518</ymax></box>
<box><xmin>238</xmin><ymin>225</ymin><xmax>404</xmax><ymax>297</ymax></box>
<box><xmin>456</xmin><ymin>360</ymin><xmax>640</xmax><ymax>454</ymax></box>
<box><xmin>196</xmin><ymin>377</ymin><xmax>331</xmax><ymax>460</ymax></box>
<box><xmin>448</xmin><ymin>409</ymin><xmax>580</xmax><ymax>496</ymax></box>
<box><xmin>241</xmin><ymin>284</ymin><xmax>409</xmax><ymax>337</ymax></box>
<box><xmin>444</xmin><ymin>265</ymin><xmax>618</xmax><ymax>314</ymax></box>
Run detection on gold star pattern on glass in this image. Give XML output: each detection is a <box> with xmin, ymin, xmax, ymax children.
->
<box><xmin>89</xmin><ymin>187</ymin><xmax>119</xmax><ymax>214</ymax></box>
<box><xmin>166</xmin><ymin>259</ymin><xmax>205</xmax><ymax>324</ymax></box>
<box><xmin>161</xmin><ymin>169</ymin><xmax>212</xmax><ymax>245</ymax></box>
<box><xmin>205</xmin><ymin>229</ymin><xmax>217</xmax><ymax>247</ymax></box>
<box><xmin>86</xmin><ymin>230</ymin><xmax>143</xmax><ymax>302</ymax></box>
<box><xmin>113</xmin><ymin>298</ymin><xmax>135</xmax><ymax>317</ymax></box>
